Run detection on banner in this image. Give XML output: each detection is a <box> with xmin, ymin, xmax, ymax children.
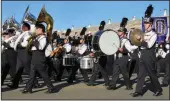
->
<box><xmin>142</xmin><ymin>17</ymin><xmax>168</xmax><ymax>44</ymax></box>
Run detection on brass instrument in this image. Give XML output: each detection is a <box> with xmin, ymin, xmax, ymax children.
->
<box><xmin>49</xmin><ymin>44</ymin><xmax>64</xmax><ymax>57</ymax></box>
<box><xmin>8</xmin><ymin>16</ymin><xmax>21</xmax><ymax>31</ymax></box>
<box><xmin>36</xmin><ymin>5</ymin><xmax>53</xmax><ymax>42</ymax></box>
<box><xmin>2</xmin><ymin>19</ymin><xmax>9</xmax><ymax>31</ymax></box>
<box><xmin>26</xmin><ymin>5</ymin><xmax>54</xmax><ymax>52</ymax></box>
<box><xmin>129</xmin><ymin>28</ymin><xmax>144</xmax><ymax>46</ymax></box>
<box><xmin>21</xmin><ymin>6</ymin><xmax>37</xmax><ymax>25</ymax></box>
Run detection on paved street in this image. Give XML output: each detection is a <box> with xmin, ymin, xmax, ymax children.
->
<box><xmin>1</xmin><ymin>74</ymin><xmax>169</xmax><ymax>100</ymax></box>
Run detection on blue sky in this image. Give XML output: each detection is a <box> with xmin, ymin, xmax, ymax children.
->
<box><xmin>2</xmin><ymin>1</ymin><xmax>169</xmax><ymax>31</ymax></box>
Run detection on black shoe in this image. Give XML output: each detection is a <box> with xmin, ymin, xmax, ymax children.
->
<box><xmin>84</xmin><ymin>80</ymin><xmax>89</xmax><ymax>85</ymax></box>
<box><xmin>87</xmin><ymin>82</ymin><xmax>95</xmax><ymax>86</ymax></box>
<box><xmin>67</xmin><ymin>80</ymin><xmax>73</xmax><ymax>83</ymax></box>
<box><xmin>98</xmin><ymin>75</ymin><xmax>102</xmax><ymax>79</ymax></box>
<box><xmin>125</xmin><ymin>86</ymin><xmax>133</xmax><ymax>90</ymax></box>
<box><xmin>54</xmin><ymin>76</ymin><xmax>61</xmax><ymax>82</ymax></box>
<box><xmin>153</xmin><ymin>89</ymin><xmax>163</xmax><ymax>96</ymax></box>
<box><xmin>130</xmin><ymin>92</ymin><xmax>143</xmax><ymax>97</ymax></box>
<box><xmin>33</xmin><ymin>84</ymin><xmax>42</xmax><ymax>88</ymax></box>
<box><xmin>22</xmin><ymin>89</ymin><xmax>32</xmax><ymax>94</ymax></box>
<box><xmin>161</xmin><ymin>83</ymin><xmax>169</xmax><ymax>87</ymax></box>
<box><xmin>106</xmin><ymin>85</ymin><xmax>116</xmax><ymax>90</ymax></box>
<box><xmin>45</xmin><ymin>88</ymin><xmax>56</xmax><ymax>94</ymax></box>
<box><xmin>7</xmin><ymin>84</ymin><xmax>18</xmax><ymax>89</ymax></box>
<box><xmin>103</xmin><ymin>83</ymin><xmax>109</xmax><ymax>87</ymax></box>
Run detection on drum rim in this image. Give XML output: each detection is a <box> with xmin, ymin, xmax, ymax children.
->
<box><xmin>91</xmin><ymin>29</ymin><xmax>120</xmax><ymax>55</ymax></box>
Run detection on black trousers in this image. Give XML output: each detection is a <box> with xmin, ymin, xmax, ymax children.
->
<box><xmin>25</xmin><ymin>51</ymin><xmax>54</xmax><ymax>90</ymax></box>
<box><xmin>1</xmin><ymin>49</ymin><xmax>17</xmax><ymax>85</ymax></box>
<box><xmin>110</xmin><ymin>55</ymin><xmax>131</xmax><ymax>87</ymax></box>
<box><xmin>156</xmin><ymin>56</ymin><xmax>169</xmax><ymax>85</ymax></box>
<box><xmin>69</xmin><ymin>61</ymin><xmax>89</xmax><ymax>82</ymax></box>
<box><xmin>128</xmin><ymin>52</ymin><xmax>139</xmax><ymax>78</ymax></box>
<box><xmin>46</xmin><ymin>57</ymin><xmax>59</xmax><ymax>78</ymax></box>
<box><xmin>11</xmin><ymin>49</ymin><xmax>32</xmax><ymax>87</ymax></box>
<box><xmin>135</xmin><ymin>50</ymin><xmax>162</xmax><ymax>93</ymax></box>
<box><xmin>89</xmin><ymin>62</ymin><xmax>109</xmax><ymax>85</ymax></box>
<box><xmin>52</xmin><ymin>57</ymin><xmax>73</xmax><ymax>80</ymax></box>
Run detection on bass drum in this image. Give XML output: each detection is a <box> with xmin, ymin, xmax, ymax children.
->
<box><xmin>91</xmin><ymin>29</ymin><xmax>120</xmax><ymax>56</ymax></box>
<box><xmin>45</xmin><ymin>43</ymin><xmax>53</xmax><ymax>57</ymax></box>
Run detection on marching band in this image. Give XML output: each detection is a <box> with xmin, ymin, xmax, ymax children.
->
<box><xmin>1</xmin><ymin>4</ymin><xmax>169</xmax><ymax>97</ymax></box>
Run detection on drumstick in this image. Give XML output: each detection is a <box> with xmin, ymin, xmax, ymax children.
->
<box><xmin>112</xmin><ymin>43</ymin><xmax>119</xmax><ymax>49</ymax></box>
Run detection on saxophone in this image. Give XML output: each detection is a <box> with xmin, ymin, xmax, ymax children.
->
<box><xmin>26</xmin><ymin>5</ymin><xmax>54</xmax><ymax>52</ymax></box>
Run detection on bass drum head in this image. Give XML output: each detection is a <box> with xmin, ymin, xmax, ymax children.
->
<box><xmin>45</xmin><ymin>44</ymin><xmax>52</xmax><ymax>57</ymax></box>
<box><xmin>99</xmin><ymin>30</ymin><xmax>120</xmax><ymax>55</ymax></box>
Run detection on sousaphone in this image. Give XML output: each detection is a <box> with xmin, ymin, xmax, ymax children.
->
<box><xmin>26</xmin><ymin>5</ymin><xmax>54</xmax><ymax>52</ymax></box>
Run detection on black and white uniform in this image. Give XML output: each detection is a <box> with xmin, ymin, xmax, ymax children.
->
<box><xmin>68</xmin><ymin>43</ymin><xmax>89</xmax><ymax>82</ymax></box>
<box><xmin>109</xmin><ymin>37</ymin><xmax>138</xmax><ymax>88</ymax></box>
<box><xmin>135</xmin><ymin>30</ymin><xmax>162</xmax><ymax>93</ymax></box>
<box><xmin>1</xmin><ymin>35</ymin><xmax>17</xmax><ymax>85</ymax></box>
<box><xmin>88</xmin><ymin>54</ymin><xmax>109</xmax><ymax>85</ymax></box>
<box><xmin>24</xmin><ymin>35</ymin><xmax>55</xmax><ymax>91</ymax></box>
<box><xmin>56</xmin><ymin>43</ymin><xmax>72</xmax><ymax>81</ymax></box>
<box><xmin>156</xmin><ymin>43</ymin><xmax>169</xmax><ymax>85</ymax></box>
<box><xmin>10</xmin><ymin>31</ymin><xmax>32</xmax><ymax>87</ymax></box>
<box><xmin>46</xmin><ymin>43</ymin><xmax>59</xmax><ymax>79</ymax></box>
<box><xmin>128</xmin><ymin>43</ymin><xmax>139</xmax><ymax>79</ymax></box>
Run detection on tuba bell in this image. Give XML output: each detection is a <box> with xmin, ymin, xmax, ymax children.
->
<box><xmin>2</xmin><ymin>19</ymin><xmax>9</xmax><ymax>31</ymax></box>
<box><xmin>36</xmin><ymin>5</ymin><xmax>53</xmax><ymax>42</ymax></box>
<box><xmin>8</xmin><ymin>16</ymin><xmax>21</xmax><ymax>31</ymax></box>
<box><xmin>129</xmin><ymin>28</ymin><xmax>144</xmax><ymax>46</ymax></box>
<box><xmin>21</xmin><ymin>6</ymin><xmax>37</xmax><ymax>25</ymax></box>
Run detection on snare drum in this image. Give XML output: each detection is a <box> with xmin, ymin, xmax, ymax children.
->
<box><xmin>80</xmin><ymin>56</ymin><xmax>94</xmax><ymax>69</ymax></box>
<box><xmin>63</xmin><ymin>54</ymin><xmax>77</xmax><ymax>66</ymax></box>
<box><xmin>91</xmin><ymin>29</ymin><xmax>120</xmax><ymax>56</ymax></box>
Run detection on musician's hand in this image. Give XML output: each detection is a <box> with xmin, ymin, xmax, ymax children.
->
<box><xmin>118</xmin><ymin>48</ymin><xmax>123</xmax><ymax>52</ymax></box>
<box><xmin>32</xmin><ymin>35</ymin><xmax>37</xmax><ymax>39</ymax></box>
<box><xmin>90</xmin><ymin>53</ymin><xmax>94</xmax><ymax>57</ymax></box>
<box><xmin>135</xmin><ymin>35</ymin><xmax>141</xmax><ymax>40</ymax></box>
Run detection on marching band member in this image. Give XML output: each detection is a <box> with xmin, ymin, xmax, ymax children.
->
<box><xmin>107</xmin><ymin>18</ymin><xmax>137</xmax><ymax>90</ymax></box>
<box><xmin>156</xmin><ymin>38</ymin><xmax>169</xmax><ymax>86</ymax></box>
<box><xmin>7</xmin><ymin>22</ymin><xmax>34</xmax><ymax>89</ymax></box>
<box><xmin>87</xmin><ymin>21</ymin><xmax>110</xmax><ymax>86</ymax></box>
<box><xmin>22</xmin><ymin>23</ymin><xmax>56</xmax><ymax>94</ymax></box>
<box><xmin>85</xmin><ymin>31</ymin><xmax>93</xmax><ymax>51</ymax></box>
<box><xmin>1</xmin><ymin>28</ymin><xmax>17</xmax><ymax>85</ymax></box>
<box><xmin>46</xmin><ymin>31</ymin><xmax>60</xmax><ymax>81</ymax></box>
<box><xmin>67</xmin><ymin>27</ymin><xmax>89</xmax><ymax>83</ymax></box>
<box><xmin>131</xmin><ymin>5</ymin><xmax>162</xmax><ymax>97</ymax></box>
<box><xmin>56</xmin><ymin>29</ymin><xmax>73</xmax><ymax>82</ymax></box>
<box><xmin>127</xmin><ymin>28</ymin><xmax>139</xmax><ymax>79</ymax></box>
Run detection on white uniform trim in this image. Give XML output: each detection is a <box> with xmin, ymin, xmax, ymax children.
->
<box><xmin>78</xmin><ymin>44</ymin><xmax>87</xmax><ymax>55</ymax></box>
<box><xmin>141</xmin><ymin>31</ymin><xmax>157</xmax><ymax>49</ymax></box>
<box><xmin>14</xmin><ymin>31</ymin><xmax>32</xmax><ymax>51</ymax></box>
<box><xmin>63</xmin><ymin>43</ymin><xmax>72</xmax><ymax>53</ymax></box>
<box><xmin>121</xmin><ymin>38</ymin><xmax>138</xmax><ymax>53</ymax></box>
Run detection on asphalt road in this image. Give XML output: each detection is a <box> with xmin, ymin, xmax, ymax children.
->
<box><xmin>1</xmin><ymin>74</ymin><xmax>169</xmax><ymax>100</ymax></box>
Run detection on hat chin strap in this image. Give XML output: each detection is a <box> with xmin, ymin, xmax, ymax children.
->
<box><xmin>145</xmin><ymin>24</ymin><xmax>152</xmax><ymax>32</ymax></box>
